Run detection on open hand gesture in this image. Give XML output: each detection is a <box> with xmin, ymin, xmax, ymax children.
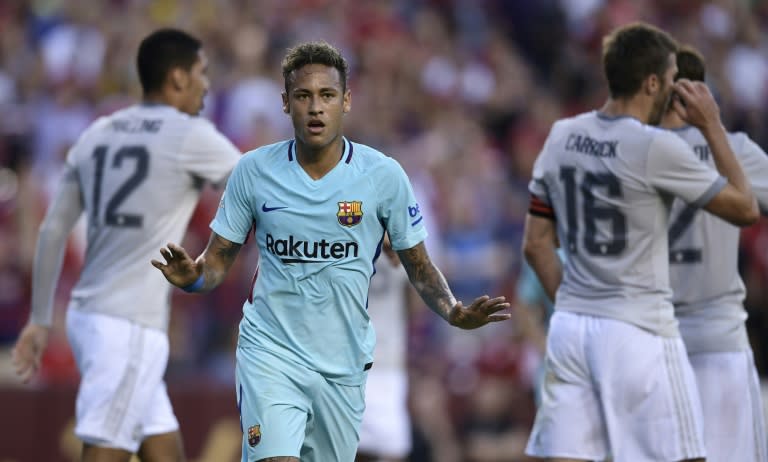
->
<box><xmin>448</xmin><ymin>296</ymin><xmax>511</xmax><ymax>330</ymax></box>
<box><xmin>151</xmin><ymin>242</ymin><xmax>201</xmax><ymax>288</ymax></box>
<box><xmin>11</xmin><ymin>323</ymin><xmax>50</xmax><ymax>384</ymax></box>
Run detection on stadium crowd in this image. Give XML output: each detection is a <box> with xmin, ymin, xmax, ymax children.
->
<box><xmin>1</xmin><ymin>0</ymin><xmax>768</xmax><ymax>460</ymax></box>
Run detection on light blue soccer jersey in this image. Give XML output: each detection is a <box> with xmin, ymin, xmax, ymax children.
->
<box><xmin>212</xmin><ymin>138</ymin><xmax>427</xmax><ymax>386</ymax></box>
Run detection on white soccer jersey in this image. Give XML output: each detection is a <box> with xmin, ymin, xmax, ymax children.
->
<box><xmin>367</xmin><ymin>257</ymin><xmax>409</xmax><ymax>370</ymax></box>
<box><xmin>668</xmin><ymin>127</ymin><xmax>768</xmax><ymax>352</ymax></box>
<box><xmin>66</xmin><ymin>104</ymin><xmax>240</xmax><ymax>330</ymax></box>
<box><xmin>529</xmin><ymin>111</ymin><xmax>725</xmax><ymax>336</ymax></box>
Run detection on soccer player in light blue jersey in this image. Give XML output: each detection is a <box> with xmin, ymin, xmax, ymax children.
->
<box><xmin>152</xmin><ymin>41</ymin><xmax>510</xmax><ymax>462</ymax></box>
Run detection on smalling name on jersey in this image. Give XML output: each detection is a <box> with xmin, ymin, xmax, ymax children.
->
<box><xmin>565</xmin><ymin>134</ymin><xmax>618</xmax><ymax>158</ymax></box>
<box><xmin>111</xmin><ymin>119</ymin><xmax>163</xmax><ymax>133</ymax></box>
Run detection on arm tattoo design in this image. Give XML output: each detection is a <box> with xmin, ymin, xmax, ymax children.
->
<box><xmin>201</xmin><ymin>234</ymin><xmax>242</xmax><ymax>290</ymax></box>
<box><xmin>398</xmin><ymin>243</ymin><xmax>456</xmax><ymax>320</ymax></box>
<box><xmin>213</xmin><ymin>234</ymin><xmax>241</xmax><ymax>262</ymax></box>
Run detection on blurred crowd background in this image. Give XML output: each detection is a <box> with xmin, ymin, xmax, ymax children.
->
<box><xmin>1</xmin><ymin>0</ymin><xmax>768</xmax><ymax>460</ymax></box>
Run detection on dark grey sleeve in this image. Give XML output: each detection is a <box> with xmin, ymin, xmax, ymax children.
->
<box><xmin>30</xmin><ymin>166</ymin><xmax>83</xmax><ymax>326</ymax></box>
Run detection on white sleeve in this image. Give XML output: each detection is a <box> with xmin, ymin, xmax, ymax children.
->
<box><xmin>178</xmin><ymin>118</ymin><xmax>241</xmax><ymax>185</ymax></box>
<box><xmin>736</xmin><ymin>134</ymin><xmax>768</xmax><ymax>212</ymax></box>
<box><xmin>30</xmin><ymin>166</ymin><xmax>84</xmax><ymax>326</ymax></box>
<box><xmin>528</xmin><ymin>129</ymin><xmax>557</xmax><ymax>203</ymax></box>
<box><xmin>647</xmin><ymin>130</ymin><xmax>726</xmax><ymax>206</ymax></box>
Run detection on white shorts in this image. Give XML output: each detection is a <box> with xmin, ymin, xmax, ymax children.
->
<box><xmin>357</xmin><ymin>368</ymin><xmax>411</xmax><ymax>458</ymax></box>
<box><xmin>688</xmin><ymin>349</ymin><xmax>767</xmax><ymax>462</ymax></box>
<box><xmin>66</xmin><ymin>309</ymin><xmax>178</xmax><ymax>452</ymax></box>
<box><xmin>525</xmin><ymin>311</ymin><xmax>705</xmax><ymax>461</ymax></box>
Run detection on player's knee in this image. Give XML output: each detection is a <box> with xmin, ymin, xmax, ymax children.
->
<box><xmin>81</xmin><ymin>443</ymin><xmax>133</xmax><ymax>462</ymax></box>
<box><xmin>136</xmin><ymin>431</ymin><xmax>185</xmax><ymax>462</ymax></box>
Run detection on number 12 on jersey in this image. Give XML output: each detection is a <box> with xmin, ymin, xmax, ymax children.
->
<box><xmin>91</xmin><ymin>145</ymin><xmax>149</xmax><ymax>228</ymax></box>
<box><xmin>559</xmin><ymin>166</ymin><xmax>627</xmax><ymax>256</ymax></box>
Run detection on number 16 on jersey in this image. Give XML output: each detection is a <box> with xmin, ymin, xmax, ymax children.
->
<box><xmin>559</xmin><ymin>166</ymin><xmax>627</xmax><ymax>257</ymax></box>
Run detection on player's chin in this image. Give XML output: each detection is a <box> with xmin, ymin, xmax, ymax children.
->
<box><xmin>300</xmin><ymin>133</ymin><xmax>332</xmax><ymax>149</ymax></box>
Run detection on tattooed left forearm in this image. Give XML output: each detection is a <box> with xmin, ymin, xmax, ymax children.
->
<box><xmin>397</xmin><ymin>243</ymin><xmax>456</xmax><ymax>320</ymax></box>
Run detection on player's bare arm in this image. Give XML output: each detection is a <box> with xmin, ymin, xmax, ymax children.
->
<box><xmin>13</xmin><ymin>165</ymin><xmax>84</xmax><ymax>384</ymax></box>
<box><xmin>673</xmin><ymin>79</ymin><xmax>759</xmax><ymax>226</ymax></box>
<box><xmin>397</xmin><ymin>242</ymin><xmax>510</xmax><ymax>329</ymax></box>
<box><xmin>151</xmin><ymin>232</ymin><xmax>242</xmax><ymax>292</ymax></box>
<box><xmin>522</xmin><ymin>213</ymin><xmax>562</xmax><ymax>302</ymax></box>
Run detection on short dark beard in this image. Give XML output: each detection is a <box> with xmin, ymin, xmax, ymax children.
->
<box><xmin>648</xmin><ymin>91</ymin><xmax>671</xmax><ymax>126</ymax></box>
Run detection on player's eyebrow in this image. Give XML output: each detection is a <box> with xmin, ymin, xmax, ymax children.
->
<box><xmin>292</xmin><ymin>86</ymin><xmax>339</xmax><ymax>94</ymax></box>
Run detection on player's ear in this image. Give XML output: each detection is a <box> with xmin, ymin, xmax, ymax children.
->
<box><xmin>342</xmin><ymin>89</ymin><xmax>351</xmax><ymax>114</ymax></box>
<box><xmin>643</xmin><ymin>73</ymin><xmax>660</xmax><ymax>95</ymax></box>
<box><xmin>169</xmin><ymin>67</ymin><xmax>189</xmax><ymax>91</ymax></box>
<box><xmin>282</xmin><ymin>91</ymin><xmax>289</xmax><ymax>114</ymax></box>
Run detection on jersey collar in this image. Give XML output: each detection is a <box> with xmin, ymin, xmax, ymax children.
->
<box><xmin>287</xmin><ymin>137</ymin><xmax>354</xmax><ymax>164</ymax></box>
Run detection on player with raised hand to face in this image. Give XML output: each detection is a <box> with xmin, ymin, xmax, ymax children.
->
<box><xmin>522</xmin><ymin>22</ymin><xmax>757</xmax><ymax>462</ymax></box>
<box><xmin>662</xmin><ymin>46</ymin><xmax>768</xmax><ymax>462</ymax></box>
<box><xmin>12</xmin><ymin>29</ymin><xmax>241</xmax><ymax>462</ymax></box>
<box><xmin>152</xmin><ymin>41</ymin><xmax>510</xmax><ymax>462</ymax></box>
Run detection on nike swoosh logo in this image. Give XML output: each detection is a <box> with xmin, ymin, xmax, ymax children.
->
<box><xmin>262</xmin><ymin>203</ymin><xmax>288</xmax><ymax>212</ymax></box>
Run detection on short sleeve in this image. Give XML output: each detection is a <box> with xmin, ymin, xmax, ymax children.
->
<box><xmin>65</xmin><ymin>116</ymin><xmax>109</xmax><ymax>167</ymax></box>
<box><xmin>647</xmin><ymin>130</ymin><xmax>725</xmax><ymax>206</ymax></box>
<box><xmin>736</xmin><ymin>134</ymin><xmax>768</xmax><ymax>212</ymax></box>
<box><xmin>65</xmin><ymin>144</ymin><xmax>79</xmax><ymax>168</ymax></box>
<box><xmin>528</xmin><ymin>128</ymin><xmax>557</xmax><ymax>204</ymax></box>
<box><xmin>179</xmin><ymin>118</ymin><xmax>241</xmax><ymax>185</ymax></box>
<box><xmin>377</xmin><ymin>158</ymin><xmax>429</xmax><ymax>251</ymax></box>
<box><xmin>209</xmin><ymin>156</ymin><xmax>256</xmax><ymax>244</ymax></box>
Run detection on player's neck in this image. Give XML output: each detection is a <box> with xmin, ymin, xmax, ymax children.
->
<box><xmin>295</xmin><ymin>137</ymin><xmax>345</xmax><ymax>180</ymax></box>
<box><xmin>142</xmin><ymin>93</ymin><xmax>175</xmax><ymax>109</ymax></box>
<box><xmin>600</xmin><ymin>97</ymin><xmax>652</xmax><ymax>124</ymax></box>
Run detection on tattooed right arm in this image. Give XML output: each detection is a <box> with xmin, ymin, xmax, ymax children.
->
<box><xmin>197</xmin><ymin>232</ymin><xmax>243</xmax><ymax>291</ymax></box>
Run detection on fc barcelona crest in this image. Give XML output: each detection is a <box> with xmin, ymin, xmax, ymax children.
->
<box><xmin>337</xmin><ymin>201</ymin><xmax>363</xmax><ymax>227</ymax></box>
<box><xmin>247</xmin><ymin>425</ymin><xmax>261</xmax><ymax>447</ymax></box>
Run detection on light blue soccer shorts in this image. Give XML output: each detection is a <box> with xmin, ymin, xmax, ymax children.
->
<box><xmin>236</xmin><ymin>344</ymin><xmax>367</xmax><ymax>462</ymax></box>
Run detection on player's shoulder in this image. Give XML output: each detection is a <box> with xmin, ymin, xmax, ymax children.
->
<box><xmin>727</xmin><ymin>129</ymin><xmax>749</xmax><ymax>141</ymax></box>
<box><xmin>347</xmin><ymin>139</ymin><xmax>391</xmax><ymax>164</ymax></box>
<box><xmin>555</xmin><ymin>110</ymin><xmax>597</xmax><ymax>127</ymax></box>
<box><xmin>347</xmin><ymin>139</ymin><xmax>402</xmax><ymax>174</ymax></box>
<box><xmin>649</xmin><ymin>123</ymin><xmax>692</xmax><ymax>147</ymax></box>
<box><xmin>726</xmin><ymin>129</ymin><xmax>751</xmax><ymax>152</ymax></box>
<box><xmin>244</xmin><ymin>139</ymin><xmax>292</xmax><ymax>159</ymax></box>
<box><xmin>544</xmin><ymin>110</ymin><xmax>645</xmax><ymax>140</ymax></box>
<box><xmin>538</xmin><ymin>111</ymin><xmax>616</xmax><ymax>152</ymax></box>
<box><xmin>99</xmin><ymin>104</ymin><xmax>220</xmax><ymax>135</ymax></box>
<box><xmin>83</xmin><ymin>105</ymin><xmax>145</xmax><ymax>134</ymax></box>
<box><xmin>69</xmin><ymin>109</ymin><xmax>128</xmax><ymax>149</ymax></box>
<box><xmin>545</xmin><ymin>112</ymin><xmax>591</xmax><ymax>135</ymax></box>
<box><xmin>160</xmin><ymin>109</ymin><xmax>221</xmax><ymax>135</ymax></box>
<box><xmin>237</xmin><ymin>139</ymin><xmax>293</xmax><ymax>169</ymax></box>
<box><xmin>81</xmin><ymin>114</ymin><xmax>113</xmax><ymax>137</ymax></box>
